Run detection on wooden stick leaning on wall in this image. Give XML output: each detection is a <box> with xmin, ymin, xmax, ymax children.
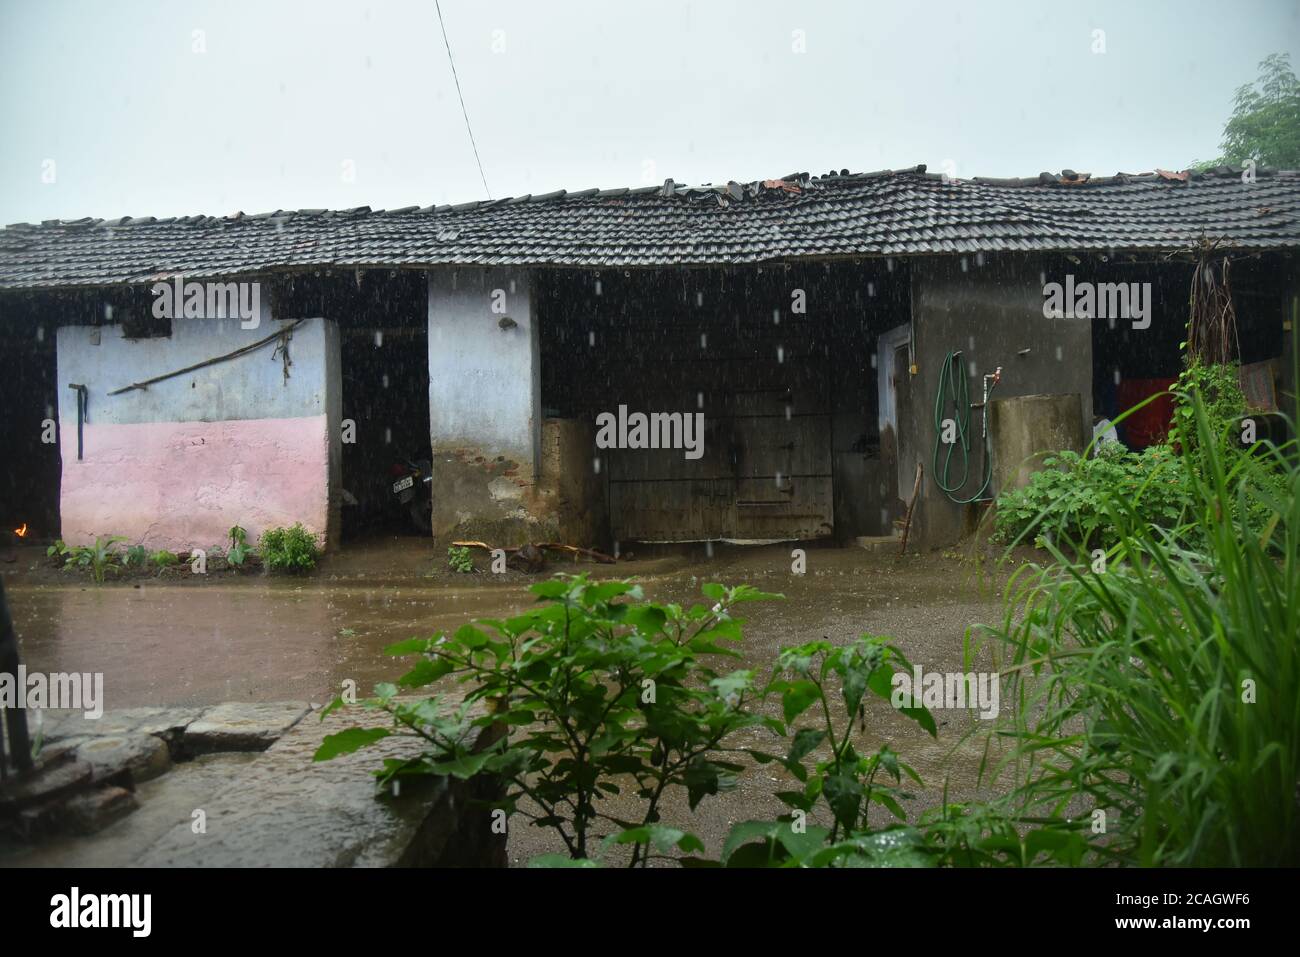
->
<box><xmin>899</xmin><ymin>462</ymin><xmax>924</xmax><ymax>557</ymax></box>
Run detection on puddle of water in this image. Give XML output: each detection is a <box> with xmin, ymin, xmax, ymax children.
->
<box><xmin>6</xmin><ymin>579</ymin><xmax>534</xmax><ymax>708</ymax></box>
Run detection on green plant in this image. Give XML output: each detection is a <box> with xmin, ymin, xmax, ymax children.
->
<box><xmin>122</xmin><ymin>544</ymin><xmax>148</xmax><ymax>568</ymax></box>
<box><xmin>46</xmin><ymin>540</ymin><xmax>70</xmax><ymax>565</ymax></box>
<box><xmin>995</xmin><ymin>446</ymin><xmax>1194</xmax><ymax>550</ymax></box>
<box><xmin>316</xmin><ymin>576</ymin><xmax>783</xmax><ymax>865</ymax></box>
<box><xmin>78</xmin><ymin>535</ymin><xmax>126</xmax><ymax>584</ymax></box>
<box><xmin>227</xmin><ymin>525</ymin><xmax>251</xmax><ymax>567</ymax></box>
<box><xmin>718</xmin><ymin>636</ymin><xmax>937</xmax><ymax>866</ymax></box>
<box><xmin>1169</xmin><ymin>360</ymin><xmax>1247</xmax><ymax>452</ymax></box>
<box><xmin>1192</xmin><ymin>53</ymin><xmax>1300</xmax><ymax>169</ymax></box>
<box><xmin>149</xmin><ymin>549</ymin><xmax>179</xmax><ymax>569</ymax></box>
<box><xmin>259</xmin><ymin>523</ymin><xmax>319</xmax><ymax>573</ymax></box>
<box><xmin>976</xmin><ymin>384</ymin><xmax>1299</xmax><ymax>866</ymax></box>
<box><xmin>446</xmin><ymin>545</ymin><xmax>474</xmax><ymax>573</ymax></box>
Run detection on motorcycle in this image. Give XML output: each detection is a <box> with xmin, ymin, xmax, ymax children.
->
<box><xmin>389</xmin><ymin>457</ymin><xmax>434</xmax><ymax>533</ymax></box>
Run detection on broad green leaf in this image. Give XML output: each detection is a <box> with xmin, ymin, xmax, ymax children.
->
<box><xmin>398</xmin><ymin>657</ymin><xmax>455</xmax><ymax>688</ymax></box>
<box><xmin>313</xmin><ymin>727</ymin><xmax>390</xmax><ymax>761</ymax></box>
<box><xmin>384</xmin><ymin>636</ymin><xmax>437</xmax><ymax>656</ymax></box>
<box><xmin>606</xmin><ymin>825</ymin><xmax>705</xmax><ymax>855</ymax></box>
<box><xmin>780</xmin><ymin>679</ymin><xmax>821</xmax><ymax>724</ymax></box>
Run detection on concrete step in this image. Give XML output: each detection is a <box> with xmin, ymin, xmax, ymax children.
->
<box><xmin>854</xmin><ymin>535</ymin><xmax>901</xmax><ymax>555</ymax></box>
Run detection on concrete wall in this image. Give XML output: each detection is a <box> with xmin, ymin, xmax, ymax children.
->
<box><xmin>540</xmin><ymin>417</ymin><xmax>608</xmax><ymax>548</ymax></box>
<box><xmin>56</xmin><ymin>311</ymin><xmax>341</xmax><ymax>552</ymax></box>
<box><xmin>427</xmin><ymin>268</ymin><xmax>549</xmax><ymax>544</ymax></box>
<box><xmin>900</xmin><ymin>257</ymin><xmax>1093</xmax><ymax>548</ymax></box>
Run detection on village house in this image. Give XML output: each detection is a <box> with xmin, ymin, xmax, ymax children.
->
<box><xmin>0</xmin><ymin>164</ymin><xmax>1297</xmax><ymax>555</ymax></box>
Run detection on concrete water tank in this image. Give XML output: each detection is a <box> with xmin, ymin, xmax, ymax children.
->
<box><xmin>988</xmin><ymin>393</ymin><xmax>1085</xmax><ymax>497</ymax></box>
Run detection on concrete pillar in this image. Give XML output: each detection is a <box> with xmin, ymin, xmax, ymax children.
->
<box><xmin>427</xmin><ymin>268</ymin><xmax>553</xmax><ymax>545</ymax></box>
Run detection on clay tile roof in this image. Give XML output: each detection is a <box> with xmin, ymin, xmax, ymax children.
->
<box><xmin>2</xmin><ymin>164</ymin><xmax>1298</xmax><ymax>288</ymax></box>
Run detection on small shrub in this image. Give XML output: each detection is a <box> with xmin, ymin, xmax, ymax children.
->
<box><xmin>317</xmin><ymin>576</ymin><xmax>784</xmax><ymax>864</ymax></box>
<box><xmin>1168</xmin><ymin>359</ymin><xmax>1246</xmax><ymax>453</ymax></box>
<box><xmin>149</xmin><ymin>550</ymin><xmax>179</xmax><ymax>569</ymax></box>
<box><xmin>994</xmin><ymin>446</ymin><xmax>1192</xmax><ymax>550</ymax></box>
<box><xmin>123</xmin><ymin>544</ymin><xmax>148</xmax><ymax>568</ymax></box>
<box><xmin>85</xmin><ymin>535</ymin><xmax>126</xmax><ymax>584</ymax></box>
<box><xmin>227</xmin><ymin>525</ymin><xmax>251</xmax><ymax>567</ymax></box>
<box><xmin>46</xmin><ymin>540</ymin><xmax>70</xmax><ymax>566</ymax></box>
<box><xmin>446</xmin><ymin>545</ymin><xmax>474</xmax><ymax>573</ymax></box>
<box><xmin>260</xmin><ymin>523</ymin><xmax>320</xmax><ymax>573</ymax></box>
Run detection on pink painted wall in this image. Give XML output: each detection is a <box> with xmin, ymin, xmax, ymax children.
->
<box><xmin>60</xmin><ymin>414</ymin><xmax>330</xmax><ymax>552</ymax></box>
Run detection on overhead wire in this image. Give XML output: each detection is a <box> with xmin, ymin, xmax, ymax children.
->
<box><xmin>434</xmin><ymin>0</ymin><xmax>492</xmax><ymax>200</ymax></box>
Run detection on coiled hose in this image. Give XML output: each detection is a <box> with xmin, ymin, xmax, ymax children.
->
<box><xmin>932</xmin><ymin>351</ymin><xmax>997</xmax><ymax>504</ymax></box>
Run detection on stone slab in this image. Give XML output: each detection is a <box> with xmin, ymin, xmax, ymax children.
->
<box><xmin>137</xmin><ymin>698</ymin><xmax>498</xmax><ymax>867</ymax></box>
<box><xmin>180</xmin><ymin>701</ymin><xmax>311</xmax><ymax>754</ymax></box>
<box><xmin>0</xmin><ymin>750</ymin><xmax>93</xmax><ymax>812</ymax></box>
<box><xmin>61</xmin><ymin>786</ymin><xmax>138</xmax><ymax>835</ymax></box>
<box><xmin>37</xmin><ymin>705</ymin><xmax>204</xmax><ymax>744</ymax></box>
<box><xmin>73</xmin><ymin>733</ymin><xmax>172</xmax><ymax>784</ymax></box>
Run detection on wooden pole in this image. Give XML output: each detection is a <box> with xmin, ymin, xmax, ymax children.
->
<box><xmin>899</xmin><ymin>463</ymin><xmax>923</xmax><ymax>557</ymax></box>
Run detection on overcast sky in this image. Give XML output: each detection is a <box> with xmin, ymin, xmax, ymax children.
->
<box><xmin>1</xmin><ymin>0</ymin><xmax>1297</xmax><ymax>224</ymax></box>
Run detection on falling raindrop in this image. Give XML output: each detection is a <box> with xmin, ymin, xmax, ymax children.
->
<box><xmin>35</xmin><ymin>325</ymin><xmax>44</xmax><ymax>342</ymax></box>
<box><xmin>1113</xmin><ymin>368</ymin><xmax>1121</xmax><ymax>385</ymax></box>
<box><xmin>886</xmin><ymin>258</ymin><xmax>894</xmax><ymax>272</ymax></box>
<box><xmin>509</xmin><ymin>279</ymin><xmax>517</xmax><ymax>295</ymax></box>
<box><xmin>775</xmin><ymin>471</ymin><xmax>783</xmax><ymax>488</ymax></box>
<box><xmin>976</xmin><ymin>252</ymin><xmax>985</xmax><ymax>267</ymax></box>
<box><xmin>867</xmin><ymin>282</ymin><xmax>875</xmax><ymax>297</ymax></box>
<box><xmin>696</xmin><ymin>291</ymin><xmax>704</xmax><ymax>307</ymax></box>
<box><xmin>1055</xmin><ymin>346</ymin><xmax>1063</xmax><ymax>361</ymax></box>
<box><xmin>373</xmin><ymin>330</ymin><xmax>383</xmax><ymax>347</ymax></box>
<box><xmin>1039</xmin><ymin>271</ymin><xmax>1047</xmax><ymax>287</ymax></box>
<box><xmin>785</xmin><ymin>405</ymin><xmax>792</xmax><ymax>420</ymax></box>
<box><xmin>870</xmin><ymin>352</ymin><xmax>877</xmax><ymax>369</ymax></box>
<box><xmin>595</xmin><ymin>279</ymin><xmax>603</xmax><ymax>296</ymax></box>
<box><xmin>960</xmin><ymin>257</ymin><xmax>968</xmax><ymax>273</ymax></box>
<box><xmin>705</xmin><ymin>540</ymin><xmax>714</xmax><ymax>558</ymax></box>
<box><xmin>777</xmin><ymin>346</ymin><xmax>784</xmax><ymax>363</ymax></box>
<box><xmin>589</xmin><ymin>331</ymin><xmax>596</xmax><ymax>347</ymax></box>
<box><xmin>382</xmin><ymin>374</ymin><xmax>389</xmax><ymax>388</ymax></box>
<box><xmin>968</xmin><ymin>360</ymin><xmax>977</xmax><ymax>376</ymax></box>
<box><xmin>104</xmin><ymin>304</ymin><xmax>113</xmax><ymax>321</ymax></box>
<box><xmin>700</xmin><ymin>333</ymin><xmax>707</xmax><ymax>349</ymax></box>
<box><xmin>593</xmin><ymin>457</ymin><xmax>601</xmax><ymax>475</ymax></box>
<box><xmin>772</xmin><ymin>308</ymin><xmax>780</xmax><ymax>325</ymax></box>
<box><xmin>697</xmin><ymin>391</ymin><xmax>704</xmax><ymax>408</ymax></box>
<box><xmin>614</xmin><ymin>540</ymin><xmax>621</xmax><ymax>559</ymax></box>
<box><xmin>384</xmin><ymin>427</ymin><xmax>392</xmax><ymax>444</ymax></box>
<box><xmin>968</xmin><ymin>335</ymin><xmax>975</xmax><ymax>351</ymax></box>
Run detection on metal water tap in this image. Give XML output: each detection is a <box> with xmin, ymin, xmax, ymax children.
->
<box><xmin>980</xmin><ymin>367</ymin><xmax>1002</xmax><ymax>437</ymax></box>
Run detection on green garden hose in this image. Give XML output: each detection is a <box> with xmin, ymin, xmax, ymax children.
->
<box><xmin>932</xmin><ymin>351</ymin><xmax>997</xmax><ymax>504</ymax></box>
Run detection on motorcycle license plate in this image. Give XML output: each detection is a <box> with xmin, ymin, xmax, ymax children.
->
<box><xmin>392</xmin><ymin>475</ymin><xmax>415</xmax><ymax>493</ymax></box>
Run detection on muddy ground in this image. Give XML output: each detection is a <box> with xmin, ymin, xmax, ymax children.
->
<box><xmin>1</xmin><ymin>536</ymin><xmax>1036</xmax><ymax>865</ymax></box>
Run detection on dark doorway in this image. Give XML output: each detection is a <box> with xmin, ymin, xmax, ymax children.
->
<box><xmin>274</xmin><ymin>270</ymin><xmax>431</xmax><ymax>540</ymax></box>
<box><xmin>0</xmin><ymin>292</ymin><xmax>63</xmax><ymax>544</ymax></box>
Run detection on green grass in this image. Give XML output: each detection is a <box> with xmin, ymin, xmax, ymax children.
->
<box><xmin>974</xmin><ymin>382</ymin><xmax>1299</xmax><ymax>866</ymax></box>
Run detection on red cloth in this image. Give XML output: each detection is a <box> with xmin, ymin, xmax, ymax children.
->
<box><xmin>1116</xmin><ymin>378</ymin><xmax>1176</xmax><ymax>449</ymax></box>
